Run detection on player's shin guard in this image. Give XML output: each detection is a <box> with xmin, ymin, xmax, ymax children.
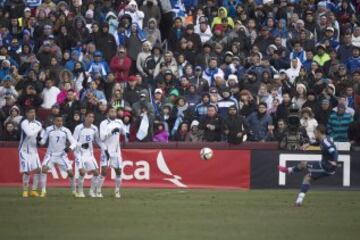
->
<box><xmin>97</xmin><ymin>176</ymin><xmax>105</xmax><ymax>194</ymax></box>
<box><xmin>40</xmin><ymin>173</ymin><xmax>47</xmax><ymax>192</ymax></box>
<box><xmin>22</xmin><ymin>174</ymin><xmax>30</xmax><ymax>191</ymax></box>
<box><xmin>32</xmin><ymin>174</ymin><xmax>40</xmax><ymax>191</ymax></box>
<box><xmin>115</xmin><ymin>175</ymin><xmax>122</xmax><ymax>192</ymax></box>
<box><xmin>78</xmin><ymin>176</ymin><xmax>84</xmax><ymax>194</ymax></box>
<box><xmin>295</xmin><ymin>183</ymin><xmax>310</xmax><ymax>205</ymax></box>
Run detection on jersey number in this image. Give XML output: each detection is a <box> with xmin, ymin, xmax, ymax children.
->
<box><xmin>56</xmin><ymin>136</ymin><xmax>60</xmax><ymax>143</ymax></box>
<box><xmin>85</xmin><ymin>135</ymin><xmax>91</xmax><ymax>142</ymax></box>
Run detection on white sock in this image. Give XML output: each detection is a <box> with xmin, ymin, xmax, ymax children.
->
<box><xmin>97</xmin><ymin>176</ymin><xmax>105</xmax><ymax>194</ymax></box>
<box><xmin>288</xmin><ymin>167</ymin><xmax>294</xmax><ymax>174</ymax></box>
<box><xmin>115</xmin><ymin>175</ymin><xmax>122</xmax><ymax>192</ymax></box>
<box><xmin>69</xmin><ymin>176</ymin><xmax>75</xmax><ymax>192</ymax></box>
<box><xmin>32</xmin><ymin>174</ymin><xmax>40</xmax><ymax>191</ymax></box>
<box><xmin>296</xmin><ymin>192</ymin><xmax>306</xmax><ymax>204</ymax></box>
<box><xmin>90</xmin><ymin>176</ymin><xmax>98</xmax><ymax>193</ymax></box>
<box><xmin>40</xmin><ymin>173</ymin><xmax>47</xmax><ymax>192</ymax></box>
<box><xmin>78</xmin><ymin>176</ymin><xmax>84</xmax><ymax>193</ymax></box>
<box><xmin>22</xmin><ymin>174</ymin><xmax>30</xmax><ymax>191</ymax></box>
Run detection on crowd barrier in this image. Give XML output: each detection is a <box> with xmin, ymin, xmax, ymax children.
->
<box><xmin>0</xmin><ymin>142</ymin><xmax>359</xmax><ymax>189</ymax></box>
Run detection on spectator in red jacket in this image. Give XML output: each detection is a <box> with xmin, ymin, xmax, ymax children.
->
<box><xmin>110</xmin><ymin>46</ymin><xmax>132</xmax><ymax>83</ymax></box>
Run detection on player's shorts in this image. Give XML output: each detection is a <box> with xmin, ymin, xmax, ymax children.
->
<box><xmin>75</xmin><ymin>154</ymin><xmax>99</xmax><ymax>172</ymax></box>
<box><xmin>100</xmin><ymin>151</ymin><xmax>122</xmax><ymax>169</ymax></box>
<box><xmin>42</xmin><ymin>153</ymin><xmax>72</xmax><ymax>172</ymax></box>
<box><xmin>19</xmin><ymin>150</ymin><xmax>41</xmax><ymax>173</ymax></box>
<box><xmin>307</xmin><ymin>161</ymin><xmax>336</xmax><ymax>180</ymax></box>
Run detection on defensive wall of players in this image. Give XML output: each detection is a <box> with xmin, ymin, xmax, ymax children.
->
<box><xmin>0</xmin><ymin>142</ymin><xmax>359</xmax><ymax>189</ymax></box>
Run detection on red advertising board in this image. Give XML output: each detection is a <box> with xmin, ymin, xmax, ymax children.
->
<box><xmin>0</xmin><ymin>148</ymin><xmax>250</xmax><ymax>189</ymax></box>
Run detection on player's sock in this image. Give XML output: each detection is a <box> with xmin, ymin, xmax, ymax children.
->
<box><xmin>97</xmin><ymin>176</ymin><xmax>105</xmax><ymax>194</ymax></box>
<box><xmin>40</xmin><ymin>173</ymin><xmax>47</xmax><ymax>192</ymax></box>
<box><xmin>32</xmin><ymin>174</ymin><xmax>40</xmax><ymax>191</ymax></box>
<box><xmin>291</xmin><ymin>165</ymin><xmax>302</xmax><ymax>173</ymax></box>
<box><xmin>115</xmin><ymin>175</ymin><xmax>122</xmax><ymax>192</ymax></box>
<box><xmin>22</xmin><ymin>174</ymin><xmax>30</xmax><ymax>191</ymax></box>
<box><xmin>295</xmin><ymin>184</ymin><xmax>310</xmax><ymax>205</ymax></box>
<box><xmin>78</xmin><ymin>176</ymin><xmax>84</xmax><ymax>193</ymax></box>
<box><xmin>90</xmin><ymin>176</ymin><xmax>98</xmax><ymax>193</ymax></box>
<box><xmin>69</xmin><ymin>176</ymin><xmax>75</xmax><ymax>192</ymax></box>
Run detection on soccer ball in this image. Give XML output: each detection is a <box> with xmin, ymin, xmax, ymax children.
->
<box><xmin>200</xmin><ymin>147</ymin><xmax>213</xmax><ymax>160</ymax></box>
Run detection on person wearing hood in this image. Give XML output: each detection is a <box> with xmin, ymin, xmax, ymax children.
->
<box><xmin>183</xmin><ymin>24</ymin><xmax>202</xmax><ymax>54</ymax></box>
<box><xmin>153</xmin><ymin>51</ymin><xmax>178</xmax><ymax>78</ymax></box>
<box><xmin>144</xmin><ymin>18</ymin><xmax>161</xmax><ymax>47</ymax></box>
<box><xmin>195</xmin><ymin>92</ymin><xmax>215</xmax><ymax>121</ymax></box>
<box><xmin>110</xmin><ymin>46</ymin><xmax>132</xmax><ymax>83</ymax></box>
<box><xmin>136</xmin><ymin>41</ymin><xmax>152</xmax><ymax>78</ymax></box>
<box><xmin>211</xmin><ymin>7</ymin><xmax>234</xmax><ymax>29</ymax></box>
<box><xmin>246</xmin><ymin>102</ymin><xmax>273</xmax><ymax>142</ymax></box>
<box><xmin>141</xmin><ymin>0</ymin><xmax>161</xmax><ymax>26</ymax></box>
<box><xmin>185</xmin><ymin>120</ymin><xmax>203</xmax><ymax>142</ymax></box>
<box><xmin>199</xmin><ymin>105</ymin><xmax>222</xmax><ymax>142</ymax></box>
<box><xmin>118</xmin><ymin>0</ymin><xmax>145</xmax><ymax>29</ymax></box>
<box><xmin>132</xmin><ymin>89</ymin><xmax>155</xmax><ymax>120</ymax></box>
<box><xmin>194</xmin><ymin>17</ymin><xmax>213</xmax><ymax>44</ymax></box>
<box><xmin>0</xmin><ymin>76</ymin><xmax>18</xmax><ymax>107</ymax></box>
<box><xmin>285</xmin><ymin>58</ymin><xmax>302</xmax><ymax>84</ymax></box>
<box><xmin>105</xmin><ymin>11</ymin><xmax>119</xmax><ymax>35</ymax></box>
<box><xmin>217</xmin><ymin>87</ymin><xmax>238</xmax><ymax>119</ymax></box>
<box><xmin>96</xmin><ymin>22</ymin><xmax>117</xmax><ymax>63</ymax></box>
<box><xmin>222</xmin><ymin>105</ymin><xmax>248</xmax><ymax>144</ymax></box>
<box><xmin>71</xmin><ymin>16</ymin><xmax>90</xmax><ymax>45</ymax></box>
<box><xmin>4</xmin><ymin>105</ymin><xmax>23</xmax><ymax>129</ymax></box>
<box><xmin>125</xmin><ymin>23</ymin><xmax>147</xmax><ymax>74</ymax></box>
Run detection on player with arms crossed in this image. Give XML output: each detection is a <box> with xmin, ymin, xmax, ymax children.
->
<box><xmin>19</xmin><ymin>107</ymin><xmax>43</xmax><ymax>197</ymax></box>
<box><xmin>278</xmin><ymin>125</ymin><xmax>338</xmax><ymax>206</ymax></box>
<box><xmin>73</xmin><ymin>111</ymin><xmax>105</xmax><ymax>198</ymax></box>
<box><xmin>39</xmin><ymin>115</ymin><xmax>77</xmax><ymax>197</ymax></box>
<box><xmin>98</xmin><ymin>106</ymin><xmax>125</xmax><ymax>198</ymax></box>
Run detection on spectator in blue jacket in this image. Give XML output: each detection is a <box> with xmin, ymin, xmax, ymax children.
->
<box><xmin>327</xmin><ymin>103</ymin><xmax>353</xmax><ymax>142</ymax></box>
<box><xmin>346</xmin><ymin>47</ymin><xmax>360</xmax><ymax>73</ymax></box>
<box><xmin>246</xmin><ymin>102</ymin><xmax>273</xmax><ymax>141</ymax></box>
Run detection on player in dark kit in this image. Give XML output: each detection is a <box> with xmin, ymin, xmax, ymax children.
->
<box><xmin>278</xmin><ymin>125</ymin><xmax>338</xmax><ymax>206</ymax></box>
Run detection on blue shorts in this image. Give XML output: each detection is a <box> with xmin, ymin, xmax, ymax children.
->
<box><xmin>307</xmin><ymin>161</ymin><xmax>336</xmax><ymax>180</ymax></box>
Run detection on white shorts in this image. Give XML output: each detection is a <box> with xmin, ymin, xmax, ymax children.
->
<box><xmin>75</xmin><ymin>154</ymin><xmax>99</xmax><ymax>172</ymax></box>
<box><xmin>19</xmin><ymin>150</ymin><xmax>41</xmax><ymax>173</ymax></box>
<box><xmin>42</xmin><ymin>153</ymin><xmax>72</xmax><ymax>172</ymax></box>
<box><xmin>100</xmin><ymin>151</ymin><xmax>122</xmax><ymax>169</ymax></box>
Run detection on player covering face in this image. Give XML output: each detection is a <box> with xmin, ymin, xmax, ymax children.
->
<box><xmin>98</xmin><ymin>107</ymin><xmax>125</xmax><ymax>198</ymax></box>
<box><xmin>278</xmin><ymin>125</ymin><xmax>338</xmax><ymax>206</ymax></box>
<box><xmin>73</xmin><ymin>112</ymin><xmax>105</xmax><ymax>198</ymax></box>
<box><xmin>38</xmin><ymin>115</ymin><xmax>78</xmax><ymax>197</ymax></box>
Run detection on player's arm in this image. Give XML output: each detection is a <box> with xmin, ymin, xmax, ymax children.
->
<box><xmin>73</xmin><ymin>126</ymin><xmax>82</xmax><ymax>149</ymax></box>
<box><xmin>99</xmin><ymin>121</ymin><xmax>112</xmax><ymax>141</ymax></box>
<box><xmin>21</xmin><ymin>121</ymin><xmax>42</xmax><ymax>137</ymax></box>
<box><xmin>95</xmin><ymin>128</ymin><xmax>107</xmax><ymax>151</ymax></box>
<box><xmin>39</xmin><ymin>128</ymin><xmax>49</xmax><ymax>146</ymax></box>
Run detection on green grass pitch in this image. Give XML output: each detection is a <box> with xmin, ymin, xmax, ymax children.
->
<box><xmin>0</xmin><ymin>188</ymin><xmax>359</xmax><ymax>240</ymax></box>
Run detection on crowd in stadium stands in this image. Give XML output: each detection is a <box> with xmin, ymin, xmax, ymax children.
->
<box><xmin>0</xmin><ymin>0</ymin><xmax>359</xmax><ymax>147</ymax></box>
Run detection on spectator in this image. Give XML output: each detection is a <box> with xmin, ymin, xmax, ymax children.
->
<box><xmin>44</xmin><ymin>104</ymin><xmax>61</xmax><ymax>127</ymax></box>
<box><xmin>300</xmin><ymin>107</ymin><xmax>318</xmax><ymax>145</ymax></box>
<box><xmin>200</xmin><ymin>105</ymin><xmax>222</xmax><ymax>142</ymax></box>
<box><xmin>41</xmin><ymin>79</ymin><xmax>60</xmax><ymax>109</ymax></box>
<box><xmin>4</xmin><ymin>105</ymin><xmax>22</xmax><ymax>129</ymax></box>
<box><xmin>315</xmin><ymin>99</ymin><xmax>332</xmax><ymax>126</ymax></box>
<box><xmin>141</xmin><ymin>0</ymin><xmax>161</xmax><ymax>28</ymax></box>
<box><xmin>246</xmin><ymin>102</ymin><xmax>273</xmax><ymax>142</ymax></box>
<box><xmin>346</xmin><ymin>47</ymin><xmax>360</xmax><ymax>73</ymax></box>
<box><xmin>0</xmin><ymin>76</ymin><xmax>18</xmax><ymax>107</ymax></box>
<box><xmin>185</xmin><ymin>120</ymin><xmax>203</xmax><ymax>142</ymax></box>
<box><xmin>222</xmin><ymin>105</ymin><xmax>248</xmax><ymax>144</ymax></box>
<box><xmin>172</xmin><ymin>122</ymin><xmax>189</xmax><ymax>142</ymax></box>
<box><xmin>143</xmin><ymin>18</ymin><xmax>161</xmax><ymax>48</ymax></box>
<box><xmin>0</xmin><ymin>121</ymin><xmax>19</xmax><ymax>141</ymax></box>
<box><xmin>327</xmin><ymin>103</ymin><xmax>353</xmax><ymax>142</ymax></box>
<box><xmin>17</xmin><ymin>85</ymin><xmax>43</xmax><ymax>111</ymax></box>
<box><xmin>153</xmin><ymin>121</ymin><xmax>169</xmax><ymax>142</ymax></box>
<box><xmin>110</xmin><ymin>46</ymin><xmax>132</xmax><ymax>83</ymax></box>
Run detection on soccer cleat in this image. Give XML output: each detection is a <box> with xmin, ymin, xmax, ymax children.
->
<box><xmin>22</xmin><ymin>191</ymin><xmax>29</xmax><ymax>198</ymax></box>
<box><xmin>40</xmin><ymin>191</ymin><xmax>47</xmax><ymax>197</ymax></box>
<box><xmin>72</xmin><ymin>191</ymin><xmax>77</xmax><ymax>197</ymax></box>
<box><xmin>294</xmin><ymin>202</ymin><xmax>302</xmax><ymax>207</ymax></box>
<box><xmin>89</xmin><ymin>190</ymin><xmax>97</xmax><ymax>198</ymax></box>
<box><xmin>75</xmin><ymin>192</ymin><xmax>85</xmax><ymax>198</ymax></box>
<box><xmin>115</xmin><ymin>191</ymin><xmax>121</xmax><ymax>199</ymax></box>
<box><xmin>278</xmin><ymin>166</ymin><xmax>289</xmax><ymax>174</ymax></box>
<box><xmin>30</xmin><ymin>190</ymin><xmax>40</xmax><ymax>197</ymax></box>
<box><xmin>96</xmin><ymin>192</ymin><xmax>103</xmax><ymax>198</ymax></box>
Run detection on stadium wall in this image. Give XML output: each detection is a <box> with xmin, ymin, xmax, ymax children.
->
<box><xmin>0</xmin><ymin>143</ymin><xmax>359</xmax><ymax>189</ymax></box>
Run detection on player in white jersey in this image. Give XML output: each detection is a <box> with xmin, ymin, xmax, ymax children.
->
<box><xmin>98</xmin><ymin>106</ymin><xmax>125</xmax><ymax>198</ymax></box>
<box><xmin>18</xmin><ymin>107</ymin><xmax>43</xmax><ymax>198</ymax></box>
<box><xmin>73</xmin><ymin>111</ymin><xmax>105</xmax><ymax>198</ymax></box>
<box><xmin>38</xmin><ymin>115</ymin><xmax>78</xmax><ymax>197</ymax></box>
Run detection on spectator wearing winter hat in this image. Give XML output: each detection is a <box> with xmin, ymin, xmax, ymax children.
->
<box><xmin>87</xmin><ymin>51</ymin><xmax>110</xmax><ymax>78</ymax></box>
<box><xmin>110</xmin><ymin>46</ymin><xmax>132</xmax><ymax>83</ymax></box>
<box><xmin>141</xmin><ymin>0</ymin><xmax>161</xmax><ymax>29</ymax></box>
<box><xmin>143</xmin><ymin>18</ymin><xmax>161</xmax><ymax>47</ymax></box>
<box><xmin>97</xmin><ymin>22</ymin><xmax>117</xmax><ymax>63</ymax></box>
<box><xmin>185</xmin><ymin>120</ymin><xmax>203</xmax><ymax>142</ymax></box>
<box><xmin>0</xmin><ymin>76</ymin><xmax>18</xmax><ymax>108</ymax></box>
<box><xmin>118</xmin><ymin>0</ymin><xmax>145</xmax><ymax>29</ymax></box>
<box><xmin>327</xmin><ymin>103</ymin><xmax>353</xmax><ymax>142</ymax></box>
<box><xmin>211</xmin><ymin>7</ymin><xmax>234</xmax><ymax>30</ymax></box>
<box><xmin>4</xmin><ymin>105</ymin><xmax>22</xmax><ymax>129</ymax></box>
<box><xmin>246</xmin><ymin>102</ymin><xmax>273</xmax><ymax>142</ymax></box>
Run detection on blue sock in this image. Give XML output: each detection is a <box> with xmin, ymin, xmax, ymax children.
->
<box><xmin>300</xmin><ymin>183</ymin><xmax>310</xmax><ymax>193</ymax></box>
